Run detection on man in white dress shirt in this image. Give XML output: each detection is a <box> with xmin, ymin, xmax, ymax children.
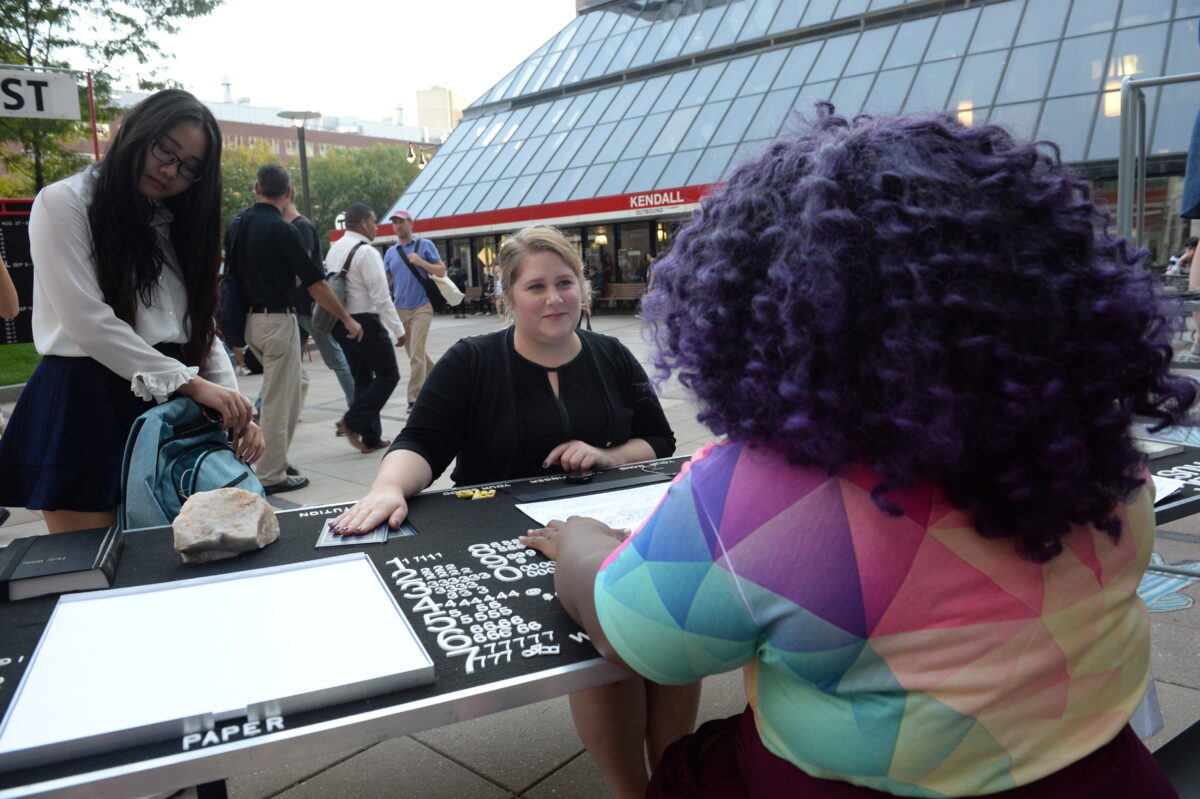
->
<box><xmin>326</xmin><ymin>203</ymin><xmax>406</xmax><ymax>453</ymax></box>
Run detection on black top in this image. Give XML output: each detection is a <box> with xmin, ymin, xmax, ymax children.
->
<box><xmin>226</xmin><ymin>203</ymin><xmax>325</xmax><ymax>307</ymax></box>
<box><xmin>389</xmin><ymin>327</ymin><xmax>675</xmax><ymax>486</ymax></box>
<box><xmin>289</xmin><ymin>214</ymin><xmax>325</xmax><ymax>312</ymax></box>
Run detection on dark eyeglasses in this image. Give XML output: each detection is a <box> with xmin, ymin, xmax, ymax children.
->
<box><xmin>149</xmin><ymin>139</ymin><xmax>204</xmax><ymax>183</ymax></box>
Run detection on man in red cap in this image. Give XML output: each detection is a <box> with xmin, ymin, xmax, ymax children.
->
<box><xmin>383</xmin><ymin>209</ymin><xmax>445</xmax><ymax>412</ymax></box>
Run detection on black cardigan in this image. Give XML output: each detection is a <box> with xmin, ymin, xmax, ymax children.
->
<box><xmin>389</xmin><ymin>327</ymin><xmax>675</xmax><ymax>486</ymax></box>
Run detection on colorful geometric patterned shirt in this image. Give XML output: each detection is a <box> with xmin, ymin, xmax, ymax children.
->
<box><xmin>594</xmin><ymin>438</ymin><xmax>1153</xmax><ymax>797</ymax></box>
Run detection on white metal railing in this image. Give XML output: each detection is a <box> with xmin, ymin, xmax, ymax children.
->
<box><xmin>1117</xmin><ymin>72</ymin><xmax>1200</xmax><ymax>243</ymax></box>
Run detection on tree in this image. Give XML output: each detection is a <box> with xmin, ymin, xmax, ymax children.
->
<box><xmin>219</xmin><ymin>143</ymin><xmax>421</xmax><ymax>258</ymax></box>
<box><xmin>305</xmin><ymin>146</ymin><xmax>422</xmax><ymax>250</ymax></box>
<box><xmin>219</xmin><ymin>140</ymin><xmax>279</xmax><ymax>231</ymax></box>
<box><xmin>0</xmin><ymin>0</ymin><xmax>223</xmax><ymax>192</ymax></box>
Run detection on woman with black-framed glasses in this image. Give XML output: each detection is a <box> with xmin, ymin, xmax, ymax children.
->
<box><xmin>0</xmin><ymin>89</ymin><xmax>264</xmax><ymax>534</ymax></box>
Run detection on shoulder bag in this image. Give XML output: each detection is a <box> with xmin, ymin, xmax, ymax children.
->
<box><xmin>216</xmin><ymin>215</ymin><xmax>248</xmax><ymax>347</ymax></box>
<box><xmin>310</xmin><ymin>242</ymin><xmax>366</xmax><ymax>335</ymax></box>
<box><xmin>400</xmin><ymin>238</ymin><xmax>463</xmax><ymax>311</ymax></box>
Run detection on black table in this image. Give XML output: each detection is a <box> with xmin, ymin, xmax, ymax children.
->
<box><xmin>0</xmin><ymin>459</ymin><xmax>681</xmax><ymax>798</ymax></box>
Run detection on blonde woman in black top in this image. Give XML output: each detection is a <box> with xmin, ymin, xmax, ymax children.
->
<box><xmin>335</xmin><ymin>225</ymin><xmax>699</xmax><ymax>799</ymax></box>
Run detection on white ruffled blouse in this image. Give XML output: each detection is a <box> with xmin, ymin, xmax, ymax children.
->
<box><xmin>28</xmin><ymin>166</ymin><xmax>237</xmax><ymax>402</ymax></box>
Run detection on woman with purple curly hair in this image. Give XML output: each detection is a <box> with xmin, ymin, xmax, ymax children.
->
<box><xmin>522</xmin><ymin>104</ymin><xmax>1192</xmax><ymax>797</ymax></box>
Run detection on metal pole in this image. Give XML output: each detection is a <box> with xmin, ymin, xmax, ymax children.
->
<box><xmin>86</xmin><ymin>72</ymin><xmax>100</xmax><ymax>161</ymax></box>
<box><xmin>1136</xmin><ymin>91</ymin><xmax>1147</xmax><ymax>245</ymax></box>
<box><xmin>297</xmin><ymin>125</ymin><xmax>313</xmax><ymax>220</ymax></box>
<box><xmin>1117</xmin><ymin>76</ymin><xmax>1137</xmax><ymax>240</ymax></box>
<box><xmin>1116</xmin><ymin>72</ymin><xmax>1200</xmax><ymax>241</ymax></box>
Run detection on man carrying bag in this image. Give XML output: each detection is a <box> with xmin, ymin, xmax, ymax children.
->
<box><xmin>383</xmin><ymin>209</ymin><xmax>446</xmax><ymax>412</ymax></box>
<box><xmin>326</xmin><ymin>203</ymin><xmax>406</xmax><ymax>453</ymax></box>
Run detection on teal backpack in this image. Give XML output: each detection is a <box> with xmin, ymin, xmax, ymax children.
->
<box><xmin>118</xmin><ymin>397</ymin><xmax>265</xmax><ymax>531</ymax></box>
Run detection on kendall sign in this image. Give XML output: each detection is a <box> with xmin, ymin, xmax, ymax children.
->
<box><xmin>629</xmin><ymin>190</ymin><xmax>687</xmax><ymax>208</ymax></box>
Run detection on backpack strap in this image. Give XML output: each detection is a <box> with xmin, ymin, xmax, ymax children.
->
<box><xmin>225</xmin><ymin>213</ymin><xmax>245</xmax><ymax>281</ymax></box>
<box><xmin>399</xmin><ymin>238</ymin><xmax>444</xmax><ymax>306</ymax></box>
<box><xmin>400</xmin><ymin>238</ymin><xmax>424</xmax><ymax>278</ymax></box>
<box><xmin>338</xmin><ymin>242</ymin><xmax>367</xmax><ymax>277</ymax></box>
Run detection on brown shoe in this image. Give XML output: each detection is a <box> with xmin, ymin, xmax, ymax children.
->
<box><xmin>336</xmin><ymin>419</ymin><xmax>370</xmax><ymax>453</ymax></box>
<box><xmin>362</xmin><ymin>437</ymin><xmax>392</xmax><ymax>453</ymax></box>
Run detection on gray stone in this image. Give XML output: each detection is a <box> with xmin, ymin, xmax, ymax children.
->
<box><xmin>172</xmin><ymin>488</ymin><xmax>279</xmax><ymax>564</ymax></box>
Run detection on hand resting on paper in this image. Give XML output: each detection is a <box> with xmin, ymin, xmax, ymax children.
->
<box><xmin>519</xmin><ymin>516</ymin><xmax>632</xmax><ymax>561</ymax></box>
<box><xmin>519</xmin><ymin>516</ymin><xmax>633</xmax><ymax>670</ymax></box>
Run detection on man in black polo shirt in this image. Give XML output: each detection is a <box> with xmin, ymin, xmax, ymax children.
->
<box><xmin>227</xmin><ymin>164</ymin><xmax>362</xmax><ymax>494</ymax></box>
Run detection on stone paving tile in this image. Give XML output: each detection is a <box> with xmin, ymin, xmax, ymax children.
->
<box><xmin>411</xmin><ymin>696</ymin><xmax>584</xmax><ymax>794</ymax></box>
<box><xmin>0</xmin><ymin>518</ymin><xmax>46</xmax><ymax>548</ymax></box>
<box><xmin>518</xmin><ymin>749</ymin><xmax>608</xmax><ymax>799</ymax></box>
<box><xmin>694</xmin><ymin>670</ymin><xmax>750</xmax><ymax>725</ymax></box>
<box><xmin>272</xmin><ymin>735</ymin><xmax>513</xmax><ymax>799</ymax></box>
<box><xmin>1146</xmin><ymin>681</ymin><xmax>1200</xmax><ymax>752</ymax></box>
<box><xmin>227</xmin><ymin>746</ymin><xmax>365</xmax><ymax>799</ymax></box>
<box><xmin>1149</xmin><ymin>617</ymin><xmax>1200</xmax><ymax>689</ymax></box>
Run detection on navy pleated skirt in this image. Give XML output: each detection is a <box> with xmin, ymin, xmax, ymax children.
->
<box><xmin>0</xmin><ymin>348</ymin><xmax>182</xmax><ymax>512</ymax></box>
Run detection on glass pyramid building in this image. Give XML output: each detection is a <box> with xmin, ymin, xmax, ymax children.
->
<box><xmin>385</xmin><ymin>0</ymin><xmax>1200</xmax><ymax>281</ymax></box>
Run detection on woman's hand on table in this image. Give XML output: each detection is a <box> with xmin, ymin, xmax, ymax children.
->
<box><xmin>331</xmin><ymin>488</ymin><xmax>410</xmax><ymax>533</ymax></box>
<box><xmin>519</xmin><ymin>516</ymin><xmax>631</xmax><ymax>561</ymax></box>
<box><xmin>231</xmin><ymin>421</ymin><xmax>265</xmax><ymax>465</ymax></box>
<box><xmin>544</xmin><ymin>440</ymin><xmax>615</xmax><ymax>473</ymax></box>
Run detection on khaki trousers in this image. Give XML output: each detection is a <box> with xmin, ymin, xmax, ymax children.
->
<box><xmin>246</xmin><ymin>312</ymin><xmax>309</xmax><ymax>485</ymax></box>
<box><xmin>396</xmin><ymin>302</ymin><xmax>435</xmax><ymax>404</ymax></box>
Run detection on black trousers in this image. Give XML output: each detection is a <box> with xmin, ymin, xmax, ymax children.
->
<box><xmin>333</xmin><ymin>313</ymin><xmax>400</xmax><ymax>446</ymax></box>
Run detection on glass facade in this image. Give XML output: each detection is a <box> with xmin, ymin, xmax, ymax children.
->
<box><xmin>388</xmin><ymin>0</ymin><xmax>1200</xmax><ymax>266</ymax></box>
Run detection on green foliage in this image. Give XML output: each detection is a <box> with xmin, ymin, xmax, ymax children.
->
<box><xmin>0</xmin><ymin>127</ymin><xmax>91</xmax><ymax>196</ymax></box>
<box><xmin>305</xmin><ymin>146</ymin><xmax>421</xmax><ymax>249</ymax></box>
<box><xmin>0</xmin><ymin>0</ymin><xmax>224</xmax><ymax>192</ymax></box>
<box><xmin>219</xmin><ymin>140</ymin><xmax>280</xmax><ymax>232</ymax></box>
<box><xmin>219</xmin><ymin>144</ymin><xmax>420</xmax><ymax>256</ymax></box>
<box><xmin>0</xmin><ymin>342</ymin><xmax>40</xmax><ymax>386</ymax></box>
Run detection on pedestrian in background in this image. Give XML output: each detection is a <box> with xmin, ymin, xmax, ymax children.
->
<box><xmin>384</xmin><ymin>209</ymin><xmax>444</xmax><ymax>413</ymax></box>
<box><xmin>228</xmin><ymin>164</ymin><xmax>361</xmax><ymax>494</ymax></box>
<box><xmin>327</xmin><ymin>203</ymin><xmax>406</xmax><ymax>453</ymax></box>
<box><xmin>283</xmin><ymin>191</ymin><xmax>357</xmax><ymax>408</ymax></box>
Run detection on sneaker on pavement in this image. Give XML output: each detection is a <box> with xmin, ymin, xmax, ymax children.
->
<box><xmin>264</xmin><ymin>475</ymin><xmax>309</xmax><ymax>495</ymax></box>
<box><xmin>286</xmin><ymin>465</ymin><xmax>300</xmax><ymax>476</ymax></box>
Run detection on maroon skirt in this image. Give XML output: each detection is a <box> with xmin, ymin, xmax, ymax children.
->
<box><xmin>647</xmin><ymin>707</ymin><xmax>1178</xmax><ymax>799</ymax></box>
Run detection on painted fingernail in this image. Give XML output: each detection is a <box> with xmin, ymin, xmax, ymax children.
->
<box><xmin>542</xmin><ymin>461</ymin><xmax>549</xmax><ymax>468</ymax></box>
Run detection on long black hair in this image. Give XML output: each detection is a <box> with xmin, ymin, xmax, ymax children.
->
<box><xmin>87</xmin><ymin>89</ymin><xmax>223</xmax><ymax>368</ymax></box>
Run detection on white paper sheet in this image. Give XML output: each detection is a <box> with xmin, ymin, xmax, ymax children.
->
<box><xmin>1152</xmin><ymin>475</ymin><xmax>1188</xmax><ymax>505</ymax></box>
<box><xmin>0</xmin><ymin>554</ymin><xmax>433</xmax><ymax>767</ymax></box>
<box><xmin>516</xmin><ymin>483</ymin><xmax>672</xmax><ymax>531</ymax></box>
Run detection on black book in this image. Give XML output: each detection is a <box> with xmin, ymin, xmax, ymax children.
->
<box><xmin>0</xmin><ymin>526</ymin><xmax>123</xmax><ymax>601</ymax></box>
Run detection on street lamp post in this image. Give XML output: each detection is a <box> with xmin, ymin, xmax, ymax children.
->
<box><xmin>277</xmin><ymin>110</ymin><xmax>321</xmax><ymax>219</ymax></box>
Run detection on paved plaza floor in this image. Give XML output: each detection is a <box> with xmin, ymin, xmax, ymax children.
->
<box><xmin>2</xmin><ymin>311</ymin><xmax>1198</xmax><ymax>797</ymax></box>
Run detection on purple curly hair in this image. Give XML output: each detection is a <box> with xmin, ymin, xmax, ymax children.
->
<box><xmin>642</xmin><ymin>104</ymin><xmax>1196</xmax><ymax>560</ymax></box>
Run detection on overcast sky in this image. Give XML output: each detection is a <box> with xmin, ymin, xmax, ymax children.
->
<box><xmin>122</xmin><ymin>0</ymin><xmax>578</xmax><ymax>125</ymax></box>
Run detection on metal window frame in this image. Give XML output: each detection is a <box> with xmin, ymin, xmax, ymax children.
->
<box><xmin>1117</xmin><ymin>71</ymin><xmax>1200</xmax><ymax>242</ymax></box>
